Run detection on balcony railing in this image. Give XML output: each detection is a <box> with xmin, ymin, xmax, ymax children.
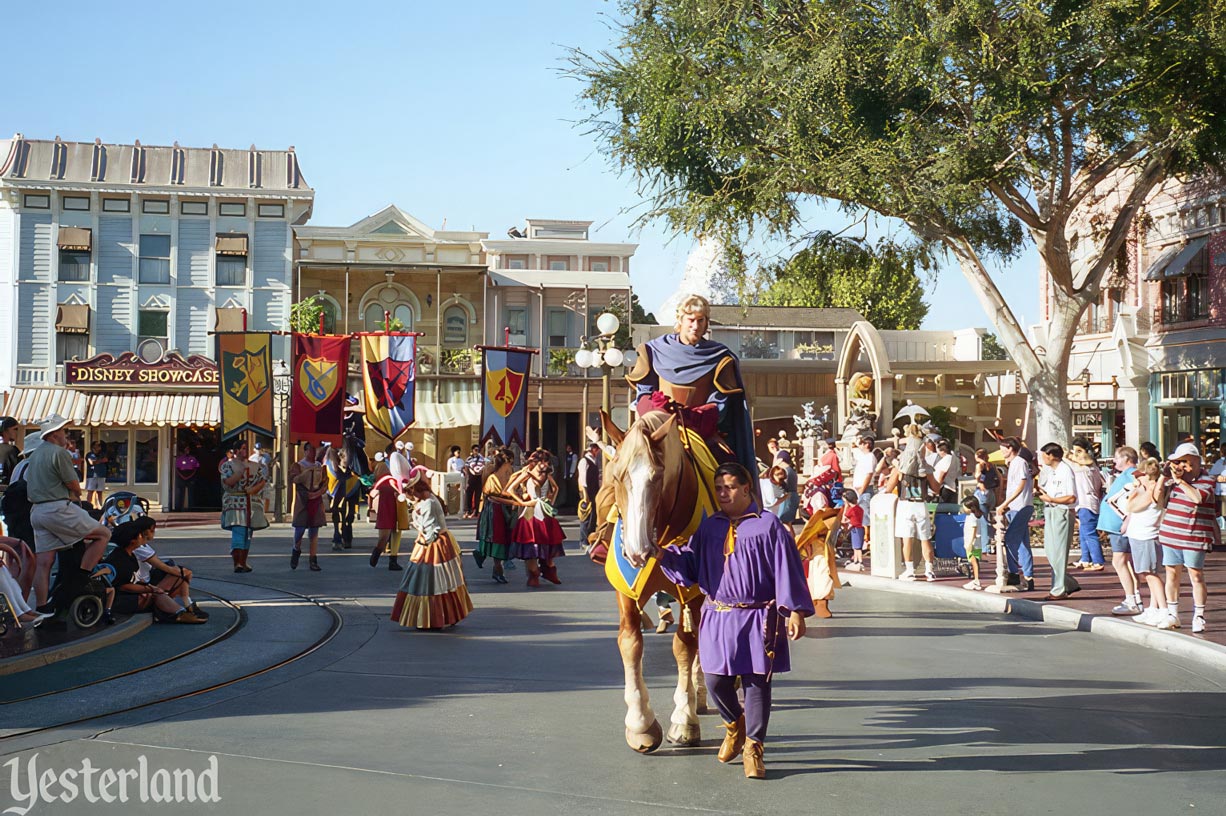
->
<box><xmin>16</xmin><ymin>364</ymin><xmax>66</xmax><ymax>386</ymax></box>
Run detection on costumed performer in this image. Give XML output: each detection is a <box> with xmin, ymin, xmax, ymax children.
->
<box><xmin>626</xmin><ymin>294</ymin><xmax>756</xmax><ymax>477</ymax></box>
<box><xmin>220</xmin><ymin>439</ymin><xmax>268</xmax><ymax>574</ymax></box>
<box><xmin>656</xmin><ymin>462</ymin><xmax>814</xmax><ymax>780</ymax></box>
<box><xmin>288</xmin><ymin>442</ymin><xmax>328</xmax><ymax>571</ymax></box>
<box><xmin>370</xmin><ymin>451</ymin><xmax>412</xmax><ymax>571</ymax></box>
<box><xmin>507</xmin><ymin>449</ymin><xmax>566</xmax><ymax>587</ymax></box>
<box><xmin>473</xmin><ymin>447</ymin><xmax>516</xmax><ymax>584</ymax></box>
<box><xmin>391</xmin><ymin>465</ymin><xmax>473</xmax><ymax>629</ymax></box>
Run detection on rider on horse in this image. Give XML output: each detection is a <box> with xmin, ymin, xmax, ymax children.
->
<box><xmin>625</xmin><ymin>294</ymin><xmax>756</xmax><ymax>477</ymax></box>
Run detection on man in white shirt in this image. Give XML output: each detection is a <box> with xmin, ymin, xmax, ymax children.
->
<box><xmin>994</xmin><ymin>436</ymin><xmax>1035</xmax><ymax>591</ymax></box>
<box><xmin>1036</xmin><ymin>442</ymin><xmax>1080</xmax><ymax>600</ymax></box>
<box><xmin>851</xmin><ymin>436</ymin><xmax>878</xmax><ymax>512</ymax></box>
<box><xmin>930</xmin><ymin>439</ymin><xmax>959</xmax><ymax>504</ymax></box>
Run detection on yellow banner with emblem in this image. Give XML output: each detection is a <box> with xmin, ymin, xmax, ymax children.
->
<box><xmin>217</xmin><ymin>332</ymin><xmax>275</xmax><ymax>441</ymax></box>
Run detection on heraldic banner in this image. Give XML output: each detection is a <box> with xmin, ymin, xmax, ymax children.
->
<box><xmin>217</xmin><ymin>332</ymin><xmax>275</xmax><ymax>441</ymax></box>
<box><xmin>361</xmin><ymin>333</ymin><xmax>417</xmax><ymax>442</ymax></box>
<box><xmin>290</xmin><ymin>334</ymin><xmax>352</xmax><ymax>446</ymax></box>
<box><xmin>480</xmin><ymin>347</ymin><xmax>532</xmax><ymax>447</ymax></box>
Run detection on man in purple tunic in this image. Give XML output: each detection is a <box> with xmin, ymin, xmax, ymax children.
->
<box><xmin>658</xmin><ymin>462</ymin><xmax>814</xmax><ymax>779</ymax></box>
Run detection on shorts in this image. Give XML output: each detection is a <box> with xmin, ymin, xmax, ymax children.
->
<box><xmin>1162</xmin><ymin>546</ymin><xmax>1207</xmax><ymax>570</ymax></box>
<box><xmin>895</xmin><ymin>500</ymin><xmax>934</xmax><ymax>540</ymax></box>
<box><xmin>1109</xmin><ymin>532</ymin><xmax>1130</xmax><ymax>554</ymax></box>
<box><xmin>85</xmin><ymin>477</ymin><xmax>106</xmax><ymax>492</ymax></box>
<box><xmin>31</xmin><ymin>500</ymin><xmax>102</xmax><ymax>553</ymax></box>
<box><xmin>850</xmin><ymin>527</ymin><xmax>865</xmax><ymax>550</ymax></box>
<box><xmin>1129</xmin><ymin>537</ymin><xmax>1161</xmax><ymax>574</ymax></box>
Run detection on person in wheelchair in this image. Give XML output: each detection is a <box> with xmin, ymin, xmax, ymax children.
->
<box><xmin>103</xmin><ymin>517</ymin><xmax>205</xmax><ymax>624</ymax></box>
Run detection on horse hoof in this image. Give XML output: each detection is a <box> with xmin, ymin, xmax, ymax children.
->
<box><xmin>626</xmin><ymin>720</ymin><xmax>664</xmax><ymax>754</ymax></box>
<box><xmin>666</xmin><ymin>722</ymin><xmax>702</xmax><ymax>747</ymax></box>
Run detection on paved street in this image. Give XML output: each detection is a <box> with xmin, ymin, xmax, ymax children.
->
<box><xmin>3</xmin><ymin>521</ymin><xmax>1226</xmax><ymax>815</ymax></box>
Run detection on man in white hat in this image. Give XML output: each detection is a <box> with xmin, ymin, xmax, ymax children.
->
<box><xmin>1155</xmin><ymin>442</ymin><xmax>1216</xmax><ymax>634</ymax></box>
<box><xmin>27</xmin><ymin>414</ymin><xmax>111</xmax><ymax>611</ymax></box>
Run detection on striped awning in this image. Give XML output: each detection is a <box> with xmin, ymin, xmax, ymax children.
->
<box><xmin>87</xmin><ymin>393</ymin><xmax>220</xmax><ymax>427</ymax></box>
<box><xmin>414</xmin><ymin>402</ymin><xmax>481</xmax><ymax>429</ymax></box>
<box><xmin>0</xmin><ymin>388</ymin><xmax>218</xmax><ymax>427</ymax></box>
<box><xmin>0</xmin><ymin>387</ymin><xmax>89</xmax><ymax>425</ymax></box>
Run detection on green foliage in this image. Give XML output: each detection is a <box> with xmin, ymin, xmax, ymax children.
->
<box><xmin>759</xmin><ymin>235</ymin><xmax>931</xmax><ymax>330</ymax></box>
<box><xmin>980</xmin><ymin>333</ymin><xmax>1008</xmax><ymax>361</ymax></box>
<box><xmin>926</xmin><ymin>405</ymin><xmax>958</xmax><ymax>444</ymax></box>
<box><xmin>289</xmin><ymin>296</ymin><xmax>325</xmax><ymax>334</ymax></box>
<box><xmin>549</xmin><ymin>348</ymin><xmax>576</xmax><ymax>375</ymax></box>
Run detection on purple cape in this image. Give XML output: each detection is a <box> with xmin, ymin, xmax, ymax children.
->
<box><xmin>658</xmin><ymin>506</ymin><xmax>814</xmax><ymax>675</ymax></box>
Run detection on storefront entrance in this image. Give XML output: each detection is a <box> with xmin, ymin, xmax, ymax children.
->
<box><xmin>1157</xmin><ymin>405</ymin><xmax>1221</xmax><ymax>457</ymax></box>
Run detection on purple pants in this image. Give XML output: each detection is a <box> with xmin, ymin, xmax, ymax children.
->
<box><xmin>706</xmin><ymin>672</ymin><xmax>772</xmax><ymax>743</ymax></box>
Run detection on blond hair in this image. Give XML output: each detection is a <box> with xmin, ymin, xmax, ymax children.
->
<box><xmin>674</xmin><ymin>294</ymin><xmax>711</xmax><ymax>331</ymax></box>
<box><xmin>1139</xmin><ymin>457</ymin><xmax>1162</xmax><ymax>480</ymax></box>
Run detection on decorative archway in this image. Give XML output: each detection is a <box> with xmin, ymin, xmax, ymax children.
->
<box><xmin>834</xmin><ymin>321</ymin><xmax>894</xmax><ymax>437</ymax></box>
<box><xmin>439</xmin><ymin>295</ymin><xmax>477</xmax><ymax>347</ymax></box>
<box><xmin>358</xmin><ymin>281</ymin><xmax>421</xmax><ymax>331</ymax></box>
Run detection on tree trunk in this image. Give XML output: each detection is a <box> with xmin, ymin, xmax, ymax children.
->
<box><xmin>1027</xmin><ymin>366</ymin><xmax>1072</xmax><ymax>448</ymax></box>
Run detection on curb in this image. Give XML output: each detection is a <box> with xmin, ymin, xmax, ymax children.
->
<box><xmin>842</xmin><ymin>572</ymin><xmax>1226</xmax><ymax>673</ymax></box>
<box><xmin>0</xmin><ymin>614</ymin><xmax>152</xmax><ymax>677</ymax></box>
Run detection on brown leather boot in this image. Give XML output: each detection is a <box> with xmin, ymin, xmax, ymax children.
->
<box><xmin>743</xmin><ymin>739</ymin><xmax>765</xmax><ymax>779</ymax></box>
<box><xmin>541</xmin><ymin>564</ymin><xmax>562</xmax><ymax>585</ymax></box>
<box><xmin>656</xmin><ymin>606</ymin><xmax>675</xmax><ymax>634</ymax></box>
<box><xmin>526</xmin><ymin>570</ymin><xmax>541</xmax><ymax>587</ymax></box>
<box><xmin>717</xmin><ymin>715</ymin><xmax>745</xmax><ymax>763</ymax></box>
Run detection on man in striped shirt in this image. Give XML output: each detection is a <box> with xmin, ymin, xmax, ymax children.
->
<box><xmin>1155</xmin><ymin>443</ymin><xmax>1216</xmax><ymax>634</ymax></box>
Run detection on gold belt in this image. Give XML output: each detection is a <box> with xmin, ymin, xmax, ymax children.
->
<box><xmin>706</xmin><ymin>600</ymin><xmax>771</xmax><ymax>612</ymax></box>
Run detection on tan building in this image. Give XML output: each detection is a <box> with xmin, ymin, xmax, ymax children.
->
<box><xmin>294</xmin><ymin>206</ymin><xmax>488</xmax><ymax>466</ymax></box>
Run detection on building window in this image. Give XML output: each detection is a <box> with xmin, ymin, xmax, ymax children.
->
<box><xmin>100</xmin><ymin>430</ymin><xmax>129</xmax><ymax>484</ymax></box>
<box><xmin>138</xmin><ymin>234</ymin><xmax>171</xmax><ymax>284</ymax></box>
<box><xmin>257</xmin><ymin>203</ymin><xmax>284</xmax><ymax>218</ymax></box>
<box><xmin>364</xmin><ymin>303</ymin><xmax>413</xmax><ymax>331</ymax></box>
<box><xmin>216</xmin><ymin>255</ymin><xmax>246</xmax><ymax>286</ymax></box>
<box><xmin>508</xmin><ymin>259</ymin><xmax>526</xmax><ymax>270</ymax></box>
<box><xmin>55</xmin><ymin>332</ymin><xmax>89</xmax><ymax>364</ymax></box>
<box><xmin>181</xmin><ymin>201</ymin><xmax>208</xmax><ymax>216</ymax></box>
<box><xmin>141</xmin><ymin>199</ymin><xmax>170</xmax><ymax>214</ymax></box>
<box><xmin>318</xmin><ymin>298</ymin><xmax>340</xmax><ymax>334</ymax></box>
<box><xmin>1161</xmin><ymin>245</ymin><xmax>1211</xmax><ymax>325</ymax></box>
<box><xmin>23</xmin><ymin>194</ymin><xmax>49</xmax><ymax>209</ymax></box>
<box><xmin>137</xmin><ymin>309</ymin><xmax>169</xmax><ymax>349</ymax></box>
<box><xmin>134</xmin><ymin>430</ymin><xmax>159</xmax><ymax>484</ymax></box>
<box><xmin>219</xmin><ymin>202</ymin><xmax>246</xmax><ymax>217</ymax></box>
<box><xmin>506</xmin><ymin>308</ymin><xmax>528</xmax><ymax>343</ymax></box>
<box><xmin>547</xmin><ymin>309</ymin><xmax>569</xmax><ymax>347</ymax></box>
<box><xmin>62</xmin><ymin>196</ymin><xmax>90</xmax><ymax>211</ymax></box>
<box><xmin>443</xmin><ymin>305</ymin><xmax>467</xmax><ymax>346</ymax></box>
<box><xmin>591</xmin><ymin>261</ymin><xmax>609</xmax><ymax>272</ymax></box>
<box><xmin>102</xmin><ymin>198</ymin><xmax>130</xmax><ymax>213</ymax></box>
<box><xmin>548</xmin><ymin>260</ymin><xmax>568</xmax><ymax>271</ymax></box>
<box><xmin>59</xmin><ymin>249</ymin><xmax>91</xmax><ymax>282</ymax></box>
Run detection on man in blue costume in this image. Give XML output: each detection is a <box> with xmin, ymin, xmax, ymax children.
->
<box><xmin>625</xmin><ymin>294</ymin><xmax>757</xmax><ymax>478</ymax></box>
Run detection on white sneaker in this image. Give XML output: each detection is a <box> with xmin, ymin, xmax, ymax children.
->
<box><xmin>899</xmin><ymin>568</ymin><xmax>916</xmax><ymax>582</ymax></box>
<box><xmin>1111</xmin><ymin>600</ymin><xmax>1141</xmax><ymax>616</ymax></box>
<box><xmin>963</xmin><ymin>580</ymin><xmax>983</xmax><ymax>591</ymax></box>
<box><xmin>1155</xmin><ymin>613</ymin><xmax>1181</xmax><ymax>631</ymax></box>
<box><xmin>924</xmin><ymin>566</ymin><xmax>937</xmax><ymax>582</ymax></box>
<box><xmin>1193</xmin><ymin>615</ymin><xmax>1206</xmax><ymax>634</ymax></box>
<box><xmin>1132</xmin><ymin>608</ymin><xmax>1159</xmax><ymax>626</ymax></box>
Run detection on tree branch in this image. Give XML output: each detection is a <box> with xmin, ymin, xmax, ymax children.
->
<box><xmin>987</xmin><ymin>180</ymin><xmax>1044</xmax><ymax>231</ymax></box>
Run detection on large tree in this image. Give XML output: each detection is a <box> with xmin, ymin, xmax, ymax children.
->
<box><xmin>759</xmin><ymin>236</ymin><xmax>931</xmax><ymax>330</ymax></box>
<box><xmin>576</xmin><ymin>0</ymin><xmax>1226</xmax><ymax>443</ymax></box>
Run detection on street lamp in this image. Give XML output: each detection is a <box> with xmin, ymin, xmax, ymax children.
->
<box><xmin>574</xmin><ymin>312</ymin><xmax>630</xmax><ymax>444</ymax></box>
<box><xmin>272</xmin><ymin>359</ymin><xmax>292</xmax><ymax>523</ymax></box>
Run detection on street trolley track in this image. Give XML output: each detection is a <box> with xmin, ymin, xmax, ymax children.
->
<box><xmin>0</xmin><ymin>577</ymin><xmax>344</xmax><ymax>742</ymax></box>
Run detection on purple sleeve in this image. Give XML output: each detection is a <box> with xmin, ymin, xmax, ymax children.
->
<box><xmin>657</xmin><ymin>530</ymin><xmax>702</xmax><ymax>587</ymax></box>
<box><xmin>772</xmin><ymin>521</ymin><xmax>815</xmax><ymax>616</ymax></box>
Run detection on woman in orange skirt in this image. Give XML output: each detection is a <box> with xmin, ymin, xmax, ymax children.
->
<box><xmin>391</xmin><ymin>466</ymin><xmax>473</xmax><ymax>630</ymax></box>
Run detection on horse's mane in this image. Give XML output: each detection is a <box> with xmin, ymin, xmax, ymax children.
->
<box><xmin>608</xmin><ymin>411</ymin><xmax>673</xmax><ymax>481</ymax></box>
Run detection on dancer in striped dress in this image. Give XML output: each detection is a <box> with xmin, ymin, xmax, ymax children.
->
<box><xmin>391</xmin><ymin>466</ymin><xmax>473</xmax><ymax>630</ymax></box>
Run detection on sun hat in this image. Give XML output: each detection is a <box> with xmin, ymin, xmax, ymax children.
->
<box><xmin>20</xmin><ymin>431</ymin><xmax>44</xmax><ymax>458</ymax></box>
<box><xmin>403</xmin><ymin>465</ymin><xmax>430</xmax><ymax>490</ymax></box>
<box><xmin>1168</xmin><ymin>442</ymin><xmax>1202</xmax><ymax>461</ymax></box>
<box><xmin>38</xmin><ymin>414</ymin><xmax>70</xmax><ymax>436</ymax></box>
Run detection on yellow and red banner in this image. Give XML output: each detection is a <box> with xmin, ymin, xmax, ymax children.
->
<box><xmin>290</xmin><ymin>334</ymin><xmax>351</xmax><ymax>446</ymax></box>
<box><xmin>217</xmin><ymin>332</ymin><xmax>275</xmax><ymax>441</ymax></box>
<box><xmin>361</xmin><ymin>333</ymin><xmax>417</xmax><ymax>442</ymax></box>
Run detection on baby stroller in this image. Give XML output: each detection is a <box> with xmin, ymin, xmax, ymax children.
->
<box><xmin>99</xmin><ymin>492</ymin><xmax>151</xmax><ymax>528</ymax></box>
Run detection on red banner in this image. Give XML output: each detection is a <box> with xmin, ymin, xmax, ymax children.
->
<box><xmin>290</xmin><ymin>334</ymin><xmax>352</xmax><ymax>446</ymax></box>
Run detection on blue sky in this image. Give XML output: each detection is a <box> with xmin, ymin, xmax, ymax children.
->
<box><xmin>4</xmin><ymin>0</ymin><xmax>1037</xmax><ymax>330</ymax></box>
